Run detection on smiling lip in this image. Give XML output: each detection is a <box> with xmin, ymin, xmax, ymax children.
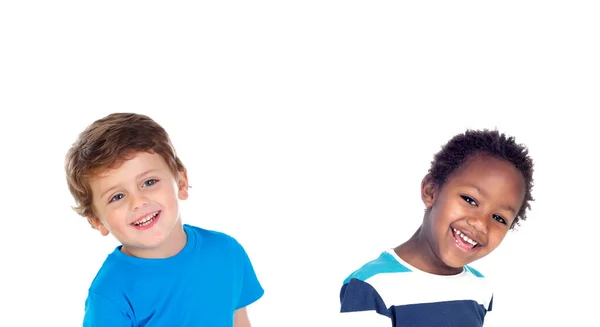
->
<box><xmin>131</xmin><ymin>211</ymin><xmax>161</xmax><ymax>230</ymax></box>
<box><xmin>451</xmin><ymin>227</ymin><xmax>479</xmax><ymax>253</ymax></box>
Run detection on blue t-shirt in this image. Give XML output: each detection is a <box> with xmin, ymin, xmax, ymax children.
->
<box><xmin>83</xmin><ymin>224</ymin><xmax>264</xmax><ymax>327</ymax></box>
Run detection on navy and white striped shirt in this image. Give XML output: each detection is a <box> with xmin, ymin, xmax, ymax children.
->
<box><xmin>339</xmin><ymin>249</ymin><xmax>493</xmax><ymax>327</ymax></box>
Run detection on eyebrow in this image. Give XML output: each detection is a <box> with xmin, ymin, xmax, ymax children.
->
<box><xmin>99</xmin><ymin>169</ymin><xmax>159</xmax><ymax>199</ymax></box>
<box><xmin>469</xmin><ymin>184</ymin><xmax>517</xmax><ymax>215</ymax></box>
<box><xmin>100</xmin><ymin>186</ymin><xmax>118</xmax><ymax>199</ymax></box>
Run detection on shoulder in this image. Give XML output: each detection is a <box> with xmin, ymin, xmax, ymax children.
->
<box><xmin>463</xmin><ymin>264</ymin><xmax>494</xmax><ymax>311</ymax></box>
<box><xmin>185</xmin><ymin>224</ymin><xmax>238</xmax><ymax>244</ymax></box>
<box><xmin>340</xmin><ymin>250</ymin><xmax>412</xmax><ymax>317</ymax></box>
<box><xmin>340</xmin><ymin>250</ymin><xmax>413</xmax><ymax>307</ymax></box>
<box><xmin>464</xmin><ymin>264</ymin><xmax>486</xmax><ymax>278</ymax></box>
<box><xmin>463</xmin><ymin>264</ymin><xmax>493</xmax><ymax>293</ymax></box>
<box><xmin>87</xmin><ymin>250</ymin><xmax>132</xmax><ymax>302</ymax></box>
<box><xmin>184</xmin><ymin>224</ymin><xmax>248</xmax><ymax>254</ymax></box>
<box><xmin>343</xmin><ymin>250</ymin><xmax>412</xmax><ymax>285</ymax></box>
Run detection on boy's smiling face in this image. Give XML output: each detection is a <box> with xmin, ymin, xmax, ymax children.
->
<box><xmin>422</xmin><ymin>153</ymin><xmax>526</xmax><ymax>271</ymax></box>
<box><xmin>87</xmin><ymin>151</ymin><xmax>189</xmax><ymax>258</ymax></box>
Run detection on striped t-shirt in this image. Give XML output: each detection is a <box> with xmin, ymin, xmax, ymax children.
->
<box><xmin>339</xmin><ymin>249</ymin><xmax>493</xmax><ymax>327</ymax></box>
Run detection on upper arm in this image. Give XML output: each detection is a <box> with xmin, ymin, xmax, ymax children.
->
<box><xmin>234</xmin><ymin>307</ymin><xmax>251</xmax><ymax>327</ymax></box>
<box><xmin>83</xmin><ymin>292</ymin><xmax>133</xmax><ymax>327</ymax></box>
<box><xmin>231</xmin><ymin>238</ymin><xmax>264</xmax><ymax>309</ymax></box>
<box><xmin>339</xmin><ymin>278</ymin><xmax>391</xmax><ymax>327</ymax></box>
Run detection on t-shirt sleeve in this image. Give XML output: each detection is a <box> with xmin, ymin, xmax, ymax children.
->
<box><xmin>232</xmin><ymin>238</ymin><xmax>264</xmax><ymax>309</ymax></box>
<box><xmin>339</xmin><ymin>278</ymin><xmax>392</xmax><ymax>327</ymax></box>
<box><xmin>83</xmin><ymin>291</ymin><xmax>133</xmax><ymax>327</ymax></box>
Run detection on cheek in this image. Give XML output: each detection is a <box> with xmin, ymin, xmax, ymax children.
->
<box><xmin>432</xmin><ymin>200</ymin><xmax>463</xmax><ymax>226</ymax></box>
<box><xmin>98</xmin><ymin>203</ymin><xmax>129</xmax><ymax>226</ymax></box>
<box><xmin>164</xmin><ymin>195</ymin><xmax>179</xmax><ymax>210</ymax></box>
<box><xmin>159</xmin><ymin>185</ymin><xmax>181</xmax><ymax>209</ymax></box>
<box><xmin>487</xmin><ymin>228</ymin><xmax>509</xmax><ymax>250</ymax></box>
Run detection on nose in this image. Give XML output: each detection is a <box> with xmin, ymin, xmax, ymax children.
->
<box><xmin>466</xmin><ymin>214</ymin><xmax>489</xmax><ymax>234</ymax></box>
<box><xmin>129</xmin><ymin>191</ymin><xmax>149</xmax><ymax>211</ymax></box>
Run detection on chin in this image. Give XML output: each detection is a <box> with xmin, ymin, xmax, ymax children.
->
<box><xmin>442</xmin><ymin>259</ymin><xmax>467</xmax><ymax>269</ymax></box>
<box><xmin>439</xmin><ymin>250</ymin><xmax>472</xmax><ymax>269</ymax></box>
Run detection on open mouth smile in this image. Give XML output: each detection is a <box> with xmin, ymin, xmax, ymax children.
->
<box><xmin>451</xmin><ymin>227</ymin><xmax>479</xmax><ymax>252</ymax></box>
<box><xmin>131</xmin><ymin>211</ymin><xmax>161</xmax><ymax>230</ymax></box>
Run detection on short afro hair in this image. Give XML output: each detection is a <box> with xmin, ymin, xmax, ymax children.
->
<box><xmin>427</xmin><ymin>129</ymin><xmax>534</xmax><ymax>229</ymax></box>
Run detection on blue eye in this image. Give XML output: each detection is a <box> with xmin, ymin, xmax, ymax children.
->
<box><xmin>461</xmin><ymin>195</ymin><xmax>477</xmax><ymax>206</ymax></box>
<box><xmin>110</xmin><ymin>193</ymin><xmax>124</xmax><ymax>203</ymax></box>
<box><xmin>493</xmin><ymin>214</ymin><xmax>507</xmax><ymax>225</ymax></box>
<box><xmin>143</xmin><ymin>179</ymin><xmax>158</xmax><ymax>187</ymax></box>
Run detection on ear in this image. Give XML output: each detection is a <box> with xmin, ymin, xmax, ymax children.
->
<box><xmin>421</xmin><ymin>174</ymin><xmax>437</xmax><ymax>208</ymax></box>
<box><xmin>87</xmin><ymin>217</ymin><xmax>109</xmax><ymax>236</ymax></box>
<box><xmin>177</xmin><ymin>170</ymin><xmax>189</xmax><ymax>200</ymax></box>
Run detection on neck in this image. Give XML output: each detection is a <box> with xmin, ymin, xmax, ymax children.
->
<box><xmin>121</xmin><ymin>222</ymin><xmax>187</xmax><ymax>259</ymax></box>
<box><xmin>394</xmin><ymin>226</ymin><xmax>463</xmax><ymax>276</ymax></box>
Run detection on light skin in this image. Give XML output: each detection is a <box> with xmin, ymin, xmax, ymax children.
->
<box><xmin>395</xmin><ymin>153</ymin><xmax>526</xmax><ymax>275</ymax></box>
<box><xmin>87</xmin><ymin>151</ymin><xmax>189</xmax><ymax>259</ymax></box>
<box><xmin>234</xmin><ymin>307</ymin><xmax>252</xmax><ymax>327</ymax></box>
<box><xmin>87</xmin><ymin>151</ymin><xmax>253</xmax><ymax>326</ymax></box>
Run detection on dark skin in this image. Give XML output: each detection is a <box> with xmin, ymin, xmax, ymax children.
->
<box><xmin>395</xmin><ymin>153</ymin><xmax>526</xmax><ymax>275</ymax></box>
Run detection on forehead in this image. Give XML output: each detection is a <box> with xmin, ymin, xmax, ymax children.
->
<box><xmin>88</xmin><ymin>152</ymin><xmax>171</xmax><ymax>188</ymax></box>
<box><xmin>447</xmin><ymin>154</ymin><xmax>526</xmax><ymax>201</ymax></box>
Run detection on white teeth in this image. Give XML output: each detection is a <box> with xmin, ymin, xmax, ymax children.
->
<box><xmin>452</xmin><ymin>228</ymin><xmax>478</xmax><ymax>246</ymax></box>
<box><xmin>133</xmin><ymin>212</ymin><xmax>158</xmax><ymax>226</ymax></box>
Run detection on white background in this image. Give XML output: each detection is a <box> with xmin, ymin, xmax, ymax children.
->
<box><xmin>1</xmin><ymin>1</ymin><xmax>599</xmax><ymax>326</ymax></box>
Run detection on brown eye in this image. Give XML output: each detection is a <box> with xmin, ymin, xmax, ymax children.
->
<box><xmin>461</xmin><ymin>195</ymin><xmax>477</xmax><ymax>206</ymax></box>
<box><xmin>493</xmin><ymin>214</ymin><xmax>507</xmax><ymax>225</ymax></box>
